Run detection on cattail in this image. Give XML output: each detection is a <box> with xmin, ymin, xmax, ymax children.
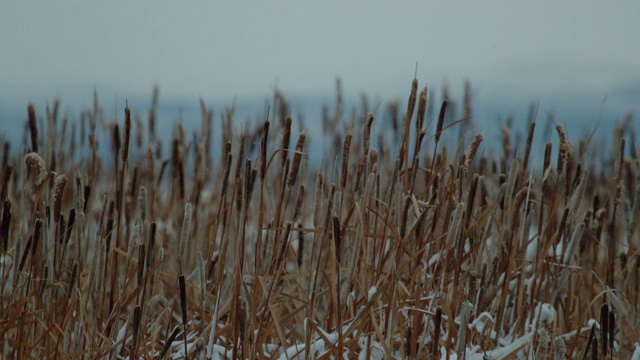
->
<box><xmin>138</xmin><ymin>186</ymin><xmax>147</xmax><ymax>222</ymax></box>
<box><xmin>126</xmin><ymin>223</ymin><xmax>141</xmax><ymax>269</ymax></box>
<box><xmin>363</xmin><ymin>113</ymin><xmax>374</xmax><ymax>156</ymax></box>
<box><xmin>608</xmin><ymin>310</ymin><xmax>615</xmax><ymax>351</ymax></box>
<box><xmin>123</xmin><ymin>103</ymin><xmax>131</xmax><ymax>163</ymax></box>
<box><xmin>340</xmin><ymin>133</ymin><xmax>352</xmax><ymax>190</ymax></box>
<box><xmin>543</xmin><ymin>143</ymin><xmax>552</xmax><ymax>171</ymax></box>
<box><xmin>535</xmin><ymin>328</ymin><xmax>550</xmax><ymax>360</ymax></box>
<box><xmin>432</xmin><ymin>306</ymin><xmax>442</xmax><ymax>356</ymax></box>
<box><xmin>280</xmin><ymin>116</ymin><xmax>291</xmax><ymax>170</ymax></box>
<box><xmin>178</xmin><ymin>273</ymin><xmax>189</xmax><ymax>358</ymax></box>
<box><xmin>510</xmin><ymin>186</ymin><xmax>529</xmax><ymax>233</ymax></box>
<box><xmin>600</xmin><ymin>303</ymin><xmax>609</xmax><ymax>357</ymax></box>
<box><xmin>464</xmin><ymin>134</ymin><xmax>483</xmax><ymax>170</ymax></box>
<box><xmin>132</xmin><ymin>305</ymin><xmax>142</xmax><ymax>355</ymax></box>
<box><xmin>464</xmin><ymin>174</ymin><xmax>480</xmax><ymax>230</ymax></box>
<box><xmin>146</xmin><ymin>222</ymin><xmax>157</xmax><ymax>271</ymax></box>
<box><xmin>435</xmin><ymin>99</ymin><xmax>448</xmax><ymax>144</ymax></box>
<box><xmin>455</xmin><ymin>301</ymin><xmax>473</xmax><ymax>359</ymax></box>
<box><xmin>53</xmin><ymin>174</ymin><xmax>68</xmax><ymax>223</ymax></box>
<box><xmin>416</xmin><ymin>86</ymin><xmax>427</xmax><ymax>132</ymax></box>
<box><xmin>1</xmin><ymin>200</ymin><xmax>10</xmax><ymax>253</ymax></box>
<box><xmin>64</xmin><ymin>208</ymin><xmax>75</xmax><ymax>244</ymax></box>
<box><xmin>260</xmin><ymin>119</ymin><xmax>270</xmax><ymax>179</ymax></box>
<box><xmin>243</xmin><ymin>159</ymin><xmax>254</xmax><ymax>210</ymax></box>
<box><xmin>553</xmin><ymin>336</ymin><xmax>567</xmax><ymax>360</ymax></box>
<box><xmin>0</xmin><ymin>165</ymin><xmax>12</xmax><ymax>205</ymax></box>
<box><xmin>293</xmin><ymin>185</ymin><xmax>305</xmax><ymax>222</ymax></box>
<box><xmin>555</xmin><ymin>124</ymin><xmax>569</xmax><ymax>174</ymax></box>
<box><xmin>351</xmin><ymin>153</ymin><xmax>367</xmax><ymax>194</ymax></box>
<box><xmin>234</xmin><ymin>132</ymin><xmax>245</xmax><ymax>182</ymax></box>
<box><xmin>403</xmin><ymin>79</ymin><xmax>418</xmax><ymax>166</ymax></box>
<box><xmin>221</xmin><ymin>149</ymin><xmax>233</xmax><ymax>198</ymax></box>
<box><xmin>24</xmin><ymin>152</ymin><xmax>47</xmax><ymax>185</ymax></box>
<box><xmin>178</xmin><ymin>274</ymin><xmax>187</xmax><ymax>324</ymax></box>
<box><xmin>83</xmin><ymin>184</ymin><xmax>91</xmax><ymax>213</ymax></box>
<box><xmin>287</xmin><ymin>131</ymin><xmax>306</xmax><ymax>187</ymax></box>
<box><xmin>28</xmin><ymin>103</ymin><xmax>39</xmax><ymax>153</ymax></box>
<box><xmin>296</xmin><ymin>226</ymin><xmax>304</xmax><ymax>268</ymax></box>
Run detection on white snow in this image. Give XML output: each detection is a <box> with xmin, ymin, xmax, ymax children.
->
<box><xmin>367</xmin><ymin>286</ymin><xmax>377</xmax><ymax>301</ymax></box>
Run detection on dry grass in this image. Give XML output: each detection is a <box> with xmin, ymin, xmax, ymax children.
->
<box><xmin>1</xmin><ymin>82</ymin><xmax>639</xmax><ymax>359</ymax></box>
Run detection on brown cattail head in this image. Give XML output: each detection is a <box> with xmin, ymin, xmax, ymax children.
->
<box><xmin>543</xmin><ymin>142</ymin><xmax>552</xmax><ymax>171</ymax></box>
<box><xmin>313</xmin><ymin>171</ymin><xmax>324</xmax><ymax>227</ymax></box>
<box><xmin>53</xmin><ymin>174</ymin><xmax>68</xmax><ymax>223</ymax></box>
<box><xmin>28</xmin><ymin>103</ymin><xmax>39</xmax><ymax>153</ymax></box>
<box><xmin>523</xmin><ymin>121</ymin><xmax>536</xmax><ymax>170</ymax></box>
<box><xmin>1</xmin><ymin>199</ymin><xmax>10</xmax><ymax>253</ymax></box>
<box><xmin>24</xmin><ymin>152</ymin><xmax>47</xmax><ymax>185</ymax></box>
<box><xmin>435</xmin><ymin>99</ymin><xmax>448</xmax><ymax>144</ymax></box>
<box><xmin>112</xmin><ymin>123</ymin><xmax>121</xmax><ymax>155</ymax></box>
<box><xmin>340</xmin><ymin>133</ymin><xmax>352</xmax><ymax>190</ymax></box>
<box><xmin>363</xmin><ymin>113</ymin><xmax>374</xmax><ymax>156</ymax></box>
<box><xmin>464</xmin><ymin>134</ymin><xmax>483</xmax><ymax>170</ymax></box>
<box><xmin>432</xmin><ymin>306</ymin><xmax>442</xmax><ymax>356</ymax></box>
<box><xmin>293</xmin><ymin>185</ymin><xmax>305</xmax><ymax>222</ymax></box>
<box><xmin>280</xmin><ymin>116</ymin><xmax>292</xmax><ymax>170</ymax></box>
<box><xmin>287</xmin><ymin>131</ymin><xmax>306</xmax><ymax>187</ymax></box>
<box><xmin>416</xmin><ymin>86</ymin><xmax>428</xmax><ymax>132</ymax></box>
<box><xmin>260</xmin><ymin>120</ymin><xmax>270</xmax><ymax>180</ymax></box>
<box><xmin>555</xmin><ymin>124</ymin><xmax>570</xmax><ymax>174</ymax></box>
<box><xmin>123</xmin><ymin>103</ymin><xmax>131</xmax><ymax>163</ymax></box>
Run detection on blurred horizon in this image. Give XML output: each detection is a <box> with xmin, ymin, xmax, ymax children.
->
<box><xmin>1</xmin><ymin>1</ymin><xmax>639</xmax><ymax>164</ymax></box>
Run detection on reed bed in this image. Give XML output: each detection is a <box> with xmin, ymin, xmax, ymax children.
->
<box><xmin>1</xmin><ymin>81</ymin><xmax>639</xmax><ymax>359</ymax></box>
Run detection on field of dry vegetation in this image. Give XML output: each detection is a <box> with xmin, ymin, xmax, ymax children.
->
<box><xmin>1</xmin><ymin>80</ymin><xmax>639</xmax><ymax>359</ymax></box>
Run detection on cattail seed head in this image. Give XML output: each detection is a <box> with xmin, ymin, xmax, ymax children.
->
<box><xmin>24</xmin><ymin>152</ymin><xmax>47</xmax><ymax>185</ymax></box>
<box><xmin>53</xmin><ymin>174</ymin><xmax>68</xmax><ymax>223</ymax></box>
<box><xmin>435</xmin><ymin>99</ymin><xmax>447</xmax><ymax>144</ymax></box>
<box><xmin>287</xmin><ymin>131</ymin><xmax>306</xmax><ymax>187</ymax></box>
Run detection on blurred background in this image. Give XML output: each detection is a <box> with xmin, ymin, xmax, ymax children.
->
<box><xmin>1</xmin><ymin>1</ymin><xmax>639</xmax><ymax>160</ymax></box>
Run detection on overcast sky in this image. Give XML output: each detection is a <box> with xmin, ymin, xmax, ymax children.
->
<box><xmin>2</xmin><ymin>1</ymin><xmax>640</xmax><ymax>124</ymax></box>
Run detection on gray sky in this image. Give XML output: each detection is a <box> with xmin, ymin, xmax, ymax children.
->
<box><xmin>2</xmin><ymin>1</ymin><xmax>640</xmax><ymax>118</ymax></box>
